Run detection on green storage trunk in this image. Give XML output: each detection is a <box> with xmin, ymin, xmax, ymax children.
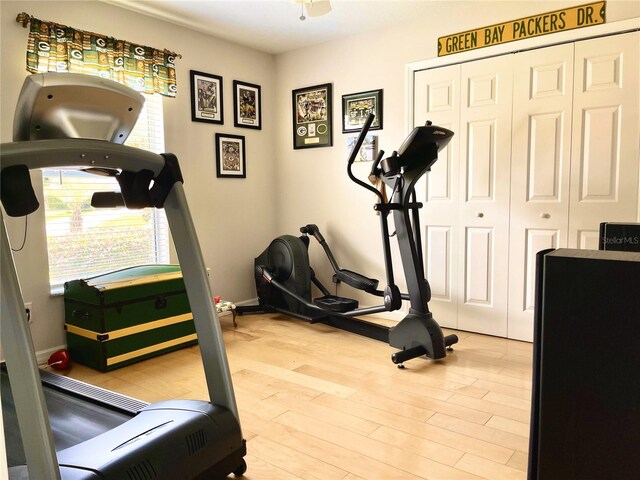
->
<box><xmin>64</xmin><ymin>265</ymin><xmax>198</xmax><ymax>372</ymax></box>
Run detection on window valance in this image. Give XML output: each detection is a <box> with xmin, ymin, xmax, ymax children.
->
<box><xmin>17</xmin><ymin>13</ymin><xmax>179</xmax><ymax>97</ymax></box>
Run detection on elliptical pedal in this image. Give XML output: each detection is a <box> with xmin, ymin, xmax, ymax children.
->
<box><xmin>313</xmin><ymin>295</ymin><xmax>358</xmax><ymax>313</ymax></box>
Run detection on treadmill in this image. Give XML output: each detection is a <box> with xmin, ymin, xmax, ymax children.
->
<box><xmin>1</xmin><ymin>73</ymin><xmax>247</xmax><ymax>479</ymax></box>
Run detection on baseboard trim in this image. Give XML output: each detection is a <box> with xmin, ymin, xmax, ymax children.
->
<box><xmin>234</xmin><ymin>298</ymin><xmax>258</xmax><ymax>307</ymax></box>
<box><xmin>36</xmin><ymin>345</ymin><xmax>67</xmax><ymax>365</ymax></box>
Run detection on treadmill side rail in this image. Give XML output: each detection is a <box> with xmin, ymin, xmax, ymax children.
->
<box><xmin>1</xmin><ymin>212</ymin><xmax>62</xmax><ymax>480</ymax></box>
<box><xmin>164</xmin><ymin>182</ymin><xmax>241</xmax><ymax>423</ymax></box>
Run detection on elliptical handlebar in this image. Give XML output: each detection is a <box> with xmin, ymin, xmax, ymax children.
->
<box><xmin>300</xmin><ymin>224</ymin><xmax>324</xmax><ymax>242</ymax></box>
<box><xmin>369</xmin><ymin>149</ymin><xmax>386</xmax><ymax>179</ymax></box>
<box><xmin>346</xmin><ymin>113</ymin><xmax>384</xmax><ymax>202</ymax></box>
<box><xmin>347</xmin><ymin>113</ymin><xmax>375</xmax><ymax>167</ymax></box>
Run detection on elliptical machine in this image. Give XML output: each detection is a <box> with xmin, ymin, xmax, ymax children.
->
<box><xmin>242</xmin><ymin>114</ymin><xmax>458</xmax><ymax>366</ymax></box>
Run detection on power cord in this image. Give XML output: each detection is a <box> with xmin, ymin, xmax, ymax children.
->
<box><xmin>10</xmin><ymin>215</ymin><xmax>28</xmax><ymax>252</ymax></box>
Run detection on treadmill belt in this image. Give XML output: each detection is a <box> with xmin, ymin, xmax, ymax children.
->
<box><xmin>1</xmin><ymin>371</ymin><xmax>132</xmax><ymax>467</ymax></box>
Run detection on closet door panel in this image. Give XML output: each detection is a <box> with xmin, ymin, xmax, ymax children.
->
<box><xmin>414</xmin><ymin>65</ymin><xmax>461</xmax><ymax>329</ymax></box>
<box><xmin>457</xmin><ymin>56</ymin><xmax>512</xmax><ymax>337</ymax></box>
<box><xmin>508</xmin><ymin>43</ymin><xmax>574</xmax><ymax>341</ymax></box>
<box><xmin>425</xmin><ymin>226</ymin><xmax>451</xmax><ymax>299</ymax></box>
<box><xmin>464</xmin><ymin>227</ymin><xmax>493</xmax><ymax>305</ymax></box>
<box><xmin>569</xmin><ymin>32</ymin><xmax>640</xmax><ymax>246</ymax></box>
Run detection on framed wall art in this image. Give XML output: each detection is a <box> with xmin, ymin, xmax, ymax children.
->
<box><xmin>233</xmin><ymin>80</ymin><xmax>262</xmax><ymax>130</ymax></box>
<box><xmin>342</xmin><ymin>89</ymin><xmax>383</xmax><ymax>133</ymax></box>
<box><xmin>346</xmin><ymin>135</ymin><xmax>378</xmax><ymax>162</ymax></box>
<box><xmin>292</xmin><ymin>83</ymin><xmax>333</xmax><ymax>149</ymax></box>
<box><xmin>190</xmin><ymin>70</ymin><xmax>223</xmax><ymax>124</ymax></box>
<box><xmin>215</xmin><ymin>133</ymin><xmax>246</xmax><ymax>178</ymax></box>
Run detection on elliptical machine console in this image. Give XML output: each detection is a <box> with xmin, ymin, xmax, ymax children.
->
<box><xmin>243</xmin><ymin>114</ymin><xmax>458</xmax><ymax>367</ymax></box>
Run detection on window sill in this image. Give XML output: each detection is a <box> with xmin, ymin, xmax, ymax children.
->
<box><xmin>50</xmin><ymin>286</ymin><xmax>64</xmax><ymax>297</ymax></box>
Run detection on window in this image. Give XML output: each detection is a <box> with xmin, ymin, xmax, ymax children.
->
<box><xmin>43</xmin><ymin>94</ymin><xmax>170</xmax><ymax>292</ymax></box>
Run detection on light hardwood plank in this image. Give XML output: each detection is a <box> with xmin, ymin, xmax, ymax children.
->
<box><xmin>455</xmin><ymin>453</ymin><xmax>527</xmax><ymax>480</ymax></box>
<box><xmin>266</xmin><ymin>392</ymin><xmax>380</xmax><ymax>436</ymax></box>
<box><xmin>499</xmin><ymin>366</ymin><xmax>533</xmax><ymax>381</ymax></box>
<box><xmin>248</xmin><ymin>435</ymin><xmax>347</xmax><ymax>480</ymax></box>
<box><xmin>447</xmin><ymin>394</ymin><xmax>531</xmax><ymax>423</ymax></box>
<box><xmin>472</xmin><ymin>379</ymin><xmax>532</xmax><ymax>400</ymax></box>
<box><xmin>483</xmin><ymin>391</ymin><xmax>531</xmax><ymax>412</ymax></box>
<box><xmin>507</xmin><ymin>451</ymin><xmax>529</xmax><ymax>472</ymax></box>
<box><xmin>428</xmin><ymin>413</ymin><xmax>529</xmax><ymax>453</ymax></box>
<box><xmin>485</xmin><ymin>416</ymin><xmax>530</xmax><ymax>438</ymax></box>
<box><xmin>240</xmin><ymin>410</ymin><xmax>423</xmax><ymax>479</ymax></box>
<box><xmin>346</xmin><ymin>390</ymin><xmax>437</xmax><ymax>423</ymax></box>
<box><xmin>368</xmin><ymin>425</ymin><xmax>465</xmax><ymax>466</ymax></box>
<box><xmin>312</xmin><ymin>393</ymin><xmax>516</xmax><ymax>465</ymax></box>
<box><xmin>275</xmin><ymin>410</ymin><xmax>484</xmax><ymax>480</ymax></box>
<box><xmin>445</xmin><ymin>365</ymin><xmax>533</xmax><ymax>389</ymax></box>
<box><xmin>239</xmin><ymin>453</ymin><xmax>304</xmax><ymax>479</ymax></box>
<box><xmin>233</xmin><ymin>358</ymin><xmax>357</xmax><ymax>398</ymax></box>
<box><xmin>63</xmin><ymin>313</ymin><xmax>535</xmax><ymax>479</ymax></box>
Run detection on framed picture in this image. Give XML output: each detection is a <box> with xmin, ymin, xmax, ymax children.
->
<box><xmin>190</xmin><ymin>70</ymin><xmax>223</xmax><ymax>124</ymax></box>
<box><xmin>342</xmin><ymin>89</ymin><xmax>383</xmax><ymax>133</ymax></box>
<box><xmin>215</xmin><ymin>133</ymin><xmax>246</xmax><ymax>178</ymax></box>
<box><xmin>233</xmin><ymin>80</ymin><xmax>262</xmax><ymax>130</ymax></box>
<box><xmin>347</xmin><ymin>135</ymin><xmax>378</xmax><ymax>162</ymax></box>
<box><xmin>292</xmin><ymin>83</ymin><xmax>333</xmax><ymax>149</ymax></box>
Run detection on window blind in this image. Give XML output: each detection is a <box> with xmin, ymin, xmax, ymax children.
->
<box><xmin>43</xmin><ymin>94</ymin><xmax>170</xmax><ymax>292</ymax></box>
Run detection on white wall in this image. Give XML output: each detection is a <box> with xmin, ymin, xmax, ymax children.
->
<box><xmin>1</xmin><ymin>1</ymin><xmax>277</xmax><ymax>354</ymax></box>
<box><xmin>1</xmin><ymin>0</ymin><xmax>638</xmax><ymax>354</ymax></box>
<box><xmin>273</xmin><ymin>0</ymin><xmax>640</xmax><ymax>309</ymax></box>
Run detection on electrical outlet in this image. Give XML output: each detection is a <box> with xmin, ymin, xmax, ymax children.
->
<box><xmin>24</xmin><ymin>302</ymin><xmax>33</xmax><ymax>324</ymax></box>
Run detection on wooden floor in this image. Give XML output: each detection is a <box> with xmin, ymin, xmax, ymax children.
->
<box><xmin>67</xmin><ymin>313</ymin><xmax>533</xmax><ymax>479</ymax></box>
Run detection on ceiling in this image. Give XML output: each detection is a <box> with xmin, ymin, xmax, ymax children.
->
<box><xmin>104</xmin><ymin>0</ymin><xmax>446</xmax><ymax>55</ymax></box>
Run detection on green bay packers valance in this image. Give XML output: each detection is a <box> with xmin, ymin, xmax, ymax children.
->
<box><xmin>17</xmin><ymin>12</ymin><xmax>179</xmax><ymax>97</ymax></box>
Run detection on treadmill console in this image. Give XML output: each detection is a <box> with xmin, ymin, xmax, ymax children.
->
<box><xmin>13</xmin><ymin>72</ymin><xmax>144</xmax><ymax>143</ymax></box>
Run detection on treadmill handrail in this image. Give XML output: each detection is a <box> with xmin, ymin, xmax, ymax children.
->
<box><xmin>0</xmin><ymin>139</ymin><xmax>166</xmax><ymax>173</ymax></box>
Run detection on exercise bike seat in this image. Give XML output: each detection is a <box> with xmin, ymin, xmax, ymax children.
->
<box><xmin>334</xmin><ymin>269</ymin><xmax>379</xmax><ymax>293</ymax></box>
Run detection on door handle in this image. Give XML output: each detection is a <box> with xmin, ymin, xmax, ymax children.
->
<box><xmin>540</xmin><ymin>213</ymin><xmax>551</xmax><ymax>219</ymax></box>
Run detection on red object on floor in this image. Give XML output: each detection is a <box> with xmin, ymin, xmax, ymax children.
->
<box><xmin>48</xmin><ymin>349</ymin><xmax>71</xmax><ymax>370</ymax></box>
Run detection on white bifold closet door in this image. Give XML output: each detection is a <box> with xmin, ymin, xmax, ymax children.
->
<box><xmin>416</xmin><ymin>56</ymin><xmax>514</xmax><ymax>337</ymax></box>
<box><xmin>415</xmin><ymin>30</ymin><xmax>639</xmax><ymax>341</ymax></box>
<box><xmin>507</xmin><ymin>43</ymin><xmax>574</xmax><ymax>341</ymax></box>
<box><xmin>568</xmin><ymin>32</ymin><xmax>640</xmax><ymax>250</ymax></box>
<box><xmin>456</xmin><ymin>56</ymin><xmax>514</xmax><ymax>337</ymax></box>
<box><xmin>508</xmin><ymin>33</ymin><xmax>639</xmax><ymax>340</ymax></box>
<box><xmin>414</xmin><ymin>64</ymin><xmax>461</xmax><ymax>330</ymax></box>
